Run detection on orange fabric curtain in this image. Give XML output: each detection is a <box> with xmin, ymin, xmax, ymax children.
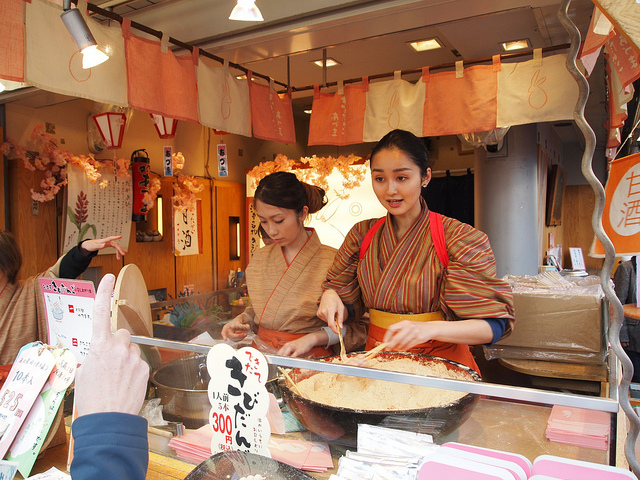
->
<box><xmin>0</xmin><ymin>0</ymin><xmax>24</xmax><ymax>82</ymax></box>
<box><xmin>605</xmin><ymin>32</ymin><xmax>640</xmax><ymax>89</ymax></box>
<box><xmin>423</xmin><ymin>64</ymin><xmax>497</xmax><ymax>136</ymax></box>
<box><xmin>248</xmin><ymin>75</ymin><xmax>296</xmax><ymax>144</ymax></box>
<box><xmin>308</xmin><ymin>82</ymin><xmax>367</xmax><ymax>146</ymax></box>
<box><xmin>123</xmin><ymin>19</ymin><xmax>199</xmax><ymax>122</ymax></box>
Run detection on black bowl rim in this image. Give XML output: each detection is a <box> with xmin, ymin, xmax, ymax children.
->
<box><xmin>280</xmin><ymin>351</ymin><xmax>481</xmax><ymax>415</ymax></box>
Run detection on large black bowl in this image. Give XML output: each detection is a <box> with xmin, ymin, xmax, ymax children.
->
<box><xmin>279</xmin><ymin>352</ymin><xmax>480</xmax><ymax>445</ymax></box>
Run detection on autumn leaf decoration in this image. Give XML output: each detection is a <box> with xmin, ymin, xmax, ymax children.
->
<box><xmin>67</xmin><ymin>191</ymin><xmax>97</xmax><ymax>242</ymax></box>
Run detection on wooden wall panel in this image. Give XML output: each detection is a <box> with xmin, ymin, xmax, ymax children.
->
<box><xmin>1</xmin><ymin>126</ymin><xmax>5</xmax><ymax>231</ymax></box>
<box><xmin>215</xmin><ymin>181</ymin><xmax>247</xmax><ymax>290</ymax></box>
<box><xmin>175</xmin><ymin>178</ymin><xmax>215</xmax><ymax>295</ymax></box>
<box><xmin>9</xmin><ymin>159</ymin><xmax>58</xmax><ymax>281</ymax></box>
<box><xmin>124</xmin><ymin>177</ymin><xmax>177</xmax><ymax>296</ymax></box>
<box><xmin>563</xmin><ymin>184</ymin><xmax>604</xmax><ymax>272</ymax></box>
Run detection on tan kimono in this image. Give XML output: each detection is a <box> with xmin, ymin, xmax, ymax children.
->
<box><xmin>245</xmin><ymin>229</ymin><xmax>367</xmax><ymax>355</ymax></box>
<box><xmin>0</xmin><ymin>257</ymin><xmax>64</xmax><ymax>365</ymax></box>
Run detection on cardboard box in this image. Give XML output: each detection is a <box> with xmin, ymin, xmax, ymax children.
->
<box><xmin>486</xmin><ymin>287</ymin><xmax>605</xmax><ymax>364</ymax></box>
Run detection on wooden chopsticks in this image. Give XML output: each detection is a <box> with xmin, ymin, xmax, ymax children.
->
<box><xmin>278</xmin><ymin>366</ymin><xmax>305</xmax><ymax>397</ymax></box>
<box><xmin>363</xmin><ymin>342</ymin><xmax>389</xmax><ymax>362</ymax></box>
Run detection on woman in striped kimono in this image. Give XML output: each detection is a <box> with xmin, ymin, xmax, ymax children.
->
<box><xmin>317</xmin><ymin>129</ymin><xmax>514</xmax><ymax>373</ymax></box>
<box><xmin>222</xmin><ymin>172</ymin><xmax>368</xmax><ymax>358</ymax></box>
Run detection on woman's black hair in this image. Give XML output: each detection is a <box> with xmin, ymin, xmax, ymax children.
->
<box><xmin>370</xmin><ymin>129</ymin><xmax>431</xmax><ymax>176</ymax></box>
<box><xmin>254</xmin><ymin>171</ymin><xmax>327</xmax><ymax>215</ymax></box>
<box><xmin>0</xmin><ymin>230</ymin><xmax>22</xmax><ymax>284</ymax></box>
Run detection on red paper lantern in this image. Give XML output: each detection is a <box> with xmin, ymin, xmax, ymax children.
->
<box><xmin>131</xmin><ymin>149</ymin><xmax>150</xmax><ymax>222</ymax></box>
<box><xmin>92</xmin><ymin>112</ymin><xmax>126</xmax><ymax>149</ymax></box>
<box><xmin>150</xmin><ymin>114</ymin><xmax>178</xmax><ymax>139</ymax></box>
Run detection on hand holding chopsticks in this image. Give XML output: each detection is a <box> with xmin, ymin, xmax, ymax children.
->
<box><xmin>362</xmin><ymin>342</ymin><xmax>389</xmax><ymax>362</ymax></box>
<box><xmin>278</xmin><ymin>366</ymin><xmax>305</xmax><ymax>398</ymax></box>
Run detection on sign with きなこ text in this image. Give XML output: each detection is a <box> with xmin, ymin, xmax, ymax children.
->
<box><xmin>207</xmin><ymin>344</ymin><xmax>270</xmax><ymax>457</ymax></box>
<box><xmin>39</xmin><ymin>278</ymin><xmax>95</xmax><ymax>365</ymax></box>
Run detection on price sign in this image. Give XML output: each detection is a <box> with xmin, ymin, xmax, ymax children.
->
<box><xmin>207</xmin><ymin>344</ymin><xmax>270</xmax><ymax>457</ymax></box>
<box><xmin>0</xmin><ymin>344</ymin><xmax>55</xmax><ymax>459</ymax></box>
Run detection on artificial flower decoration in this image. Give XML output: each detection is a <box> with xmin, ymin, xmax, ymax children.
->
<box><xmin>247</xmin><ymin>153</ymin><xmax>366</xmax><ymax>199</ymax></box>
<box><xmin>2</xmin><ymin>125</ymin><xmax>130</xmax><ymax>202</ymax></box>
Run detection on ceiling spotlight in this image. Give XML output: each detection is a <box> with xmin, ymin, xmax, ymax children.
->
<box><xmin>312</xmin><ymin>58</ymin><xmax>340</xmax><ymax>67</ymax></box>
<box><xmin>60</xmin><ymin>0</ymin><xmax>109</xmax><ymax>69</ymax></box>
<box><xmin>229</xmin><ymin>0</ymin><xmax>264</xmax><ymax>21</ymax></box>
<box><xmin>303</xmin><ymin>109</ymin><xmax>312</xmax><ymax>115</ymax></box>
<box><xmin>60</xmin><ymin>1</ymin><xmax>109</xmax><ymax>69</ymax></box>
<box><xmin>501</xmin><ymin>39</ymin><xmax>530</xmax><ymax>51</ymax></box>
<box><xmin>407</xmin><ymin>38</ymin><xmax>443</xmax><ymax>52</ymax></box>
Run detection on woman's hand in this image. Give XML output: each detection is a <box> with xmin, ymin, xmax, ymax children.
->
<box><xmin>383</xmin><ymin>320</ymin><xmax>438</xmax><ymax>351</ymax></box>
<box><xmin>82</xmin><ymin>236</ymin><xmax>127</xmax><ymax>260</ymax></box>
<box><xmin>277</xmin><ymin>331</ymin><xmax>328</xmax><ymax>357</ymax></box>
<box><xmin>317</xmin><ymin>289</ymin><xmax>348</xmax><ymax>333</ymax></box>
<box><xmin>221</xmin><ymin>313</ymin><xmax>251</xmax><ymax>342</ymax></box>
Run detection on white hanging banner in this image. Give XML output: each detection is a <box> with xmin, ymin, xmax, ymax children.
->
<box><xmin>173</xmin><ymin>199</ymin><xmax>203</xmax><ymax>256</ymax></box>
<box><xmin>25</xmin><ymin>0</ymin><xmax>129</xmax><ymax>107</ymax></box>
<box><xmin>363</xmin><ymin>76</ymin><xmax>425</xmax><ymax>142</ymax></box>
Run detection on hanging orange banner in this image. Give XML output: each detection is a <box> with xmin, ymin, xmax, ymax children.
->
<box><xmin>592</xmin><ymin>152</ymin><xmax>640</xmax><ymax>256</ymax></box>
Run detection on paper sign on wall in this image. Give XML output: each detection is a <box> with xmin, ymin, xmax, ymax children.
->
<box><xmin>172</xmin><ymin>199</ymin><xmax>203</xmax><ymax>256</ymax></box>
<box><xmin>164</xmin><ymin>146</ymin><xmax>173</xmax><ymax>177</ymax></box>
<box><xmin>217</xmin><ymin>144</ymin><xmax>228</xmax><ymax>177</ymax></box>
<box><xmin>207</xmin><ymin>344</ymin><xmax>270</xmax><ymax>457</ymax></box>
<box><xmin>39</xmin><ymin>278</ymin><xmax>95</xmax><ymax>364</ymax></box>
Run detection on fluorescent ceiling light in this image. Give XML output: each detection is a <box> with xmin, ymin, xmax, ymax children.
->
<box><xmin>313</xmin><ymin>58</ymin><xmax>340</xmax><ymax>67</ymax></box>
<box><xmin>60</xmin><ymin>3</ymin><xmax>109</xmax><ymax>69</ymax></box>
<box><xmin>407</xmin><ymin>38</ymin><xmax>443</xmax><ymax>52</ymax></box>
<box><xmin>229</xmin><ymin>0</ymin><xmax>264</xmax><ymax>21</ymax></box>
<box><xmin>502</xmin><ymin>39</ymin><xmax>530</xmax><ymax>51</ymax></box>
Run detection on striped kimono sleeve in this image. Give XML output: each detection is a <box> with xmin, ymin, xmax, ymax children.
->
<box><xmin>440</xmin><ymin>217</ymin><xmax>515</xmax><ymax>340</ymax></box>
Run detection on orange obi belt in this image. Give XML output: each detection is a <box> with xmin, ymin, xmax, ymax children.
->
<box><xmin>255</xmin><ymin>326</ymin><xmax>334</xmax><ymax>358</ymax></box>
<box><xmin>366</xmin><ymin>308</ymin><xmax>481</xmax><ymax>375</ymax></box>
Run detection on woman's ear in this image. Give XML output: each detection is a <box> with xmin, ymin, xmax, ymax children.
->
<box><xmin>299</xmin><ymin>205</ymin><xmax>309</xmax><ymax>223</ymax></box>
<box><xmin>421</xmin><ymin>168</ymin><xmax>432</xmax><ymax>188</ymax></box>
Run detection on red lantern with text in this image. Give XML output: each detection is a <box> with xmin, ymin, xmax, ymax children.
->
<box><xmin>131</xmin><ymin>149</ymin><xmax>150</xmax><ymax>222</ymax></box>
<box><xmin>92</xmin><ymin>112</ymin><xmax>127</xmax><ymax>149</ymax></box>
<box><xmin>150</xmin><ymin>114</ymin><xmax>178</xmax><ymax>139</ymax></box>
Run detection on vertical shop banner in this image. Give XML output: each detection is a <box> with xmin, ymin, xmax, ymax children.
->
<box><xmin>217</xmin><ymin>144</ymin><xmax>228</xmax><ymax>177</ymax></box>
<box><xmin>0</xmin><ymin>0</ymin><xmax>24</xmax><ymax>82</ymax></box>
<box><xmin>39</xmin><ymin>278</ymin><xmax>95</xmax><ymax>363</ymax></box>
<box><xmin>122</xmin><ymin>19</ymin><xmax>199</xmax><ymax>122</ymax></box>
<box><xmin>424</xmin><ymin>63</ymin><xmax>497</xmax><ymax>136</ymax></box>
<box><xmin>581</xmin><ymin>6</ymin><xmax>615</xmax><ymax>57</ymax></box>
<box><xmin>592</xmin><ymin>152</ymin><xmax>640</xmax><ymax>256</ymax></box>
<box><xmin>248</xmin><ymin>77</ymin><xmax>296</xmax><ymax>145</ymax></box>
<box><xmin>605</xmin><ymin>31</ymin><xmax>640</xmax><ymax>90</ymax></box>
<box><xmin>308</xmin><ymin>82</ymin><xmax>367</xmax><ymax>146</ymax></box>
<box><xmin>25</xmin><ymin>0</ymin><xmax>128</xmax><ymax>107</ymax></box>
<box><xmin>207</xmin><ymin>344</ymin><xmax>270</xmax><ymax>456</ymax></box>
<box><xmin>173</xmin><ymin>199</ymin><xmax>203</xmax><ymax>256</ymax></box>
<box><xmin>363</xmin><ymin>73</ymin><xmax>425</xmax><ymax>142</ymax></box>
<box><xmin>607</xmin><ymin>62</ymin><xmax>631</xmax><ymax>131</ymax></box>
<box><xmin>496</xmin><ymin>53</ymin><xmax>578</xmax><ymax>127</ymax></box>
<box><xmin>197</xmin><ymin>58</ymin><xmax>252</xmax><ymax>137</ymax></box>
<box><xmin>63</xmin><ymin>164</ymin><xmax>132</xmax><ymax>254</ymax></box>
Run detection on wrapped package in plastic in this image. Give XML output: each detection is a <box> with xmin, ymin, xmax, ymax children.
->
<box><xmin>485</xmin><ymin>274</ymin><xmax>606</xmax><ymax>364</ymax></box>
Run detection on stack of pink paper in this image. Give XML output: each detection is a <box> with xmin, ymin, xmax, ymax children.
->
<box><xmin>168</xmin><ymin>426</ymin><xmax>333</xmax><ymax>472</ymax></box>
<box><xmin>545</xmin><ymin>405</ymin><xmax>609</xmax><ymax>450</ymax></box>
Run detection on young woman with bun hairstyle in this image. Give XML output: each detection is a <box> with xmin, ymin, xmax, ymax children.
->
<box><xmin>222</xmin><ymin>171</ymin><xmax>367</xmax><ymax>357</ymax></box>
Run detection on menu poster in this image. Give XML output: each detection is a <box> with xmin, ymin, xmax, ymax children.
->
<box><xmin>39</xmin><ymin>278</ymin><xmax>95</xmax><ymax>365</ymax></box>
<box><xmin>207</xmin><ymin>344</ymin><xmax>270</xmax><ymax>457</ymax></box>
<box><xmin>0</xmin><ymin>344</ymin><xmax>56</xmax><ymax>459</ymax></box>
<box><xmin>7</xmin><ymin>349</ymin><xmax>77</xmax><ymax>478</ymax></box>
